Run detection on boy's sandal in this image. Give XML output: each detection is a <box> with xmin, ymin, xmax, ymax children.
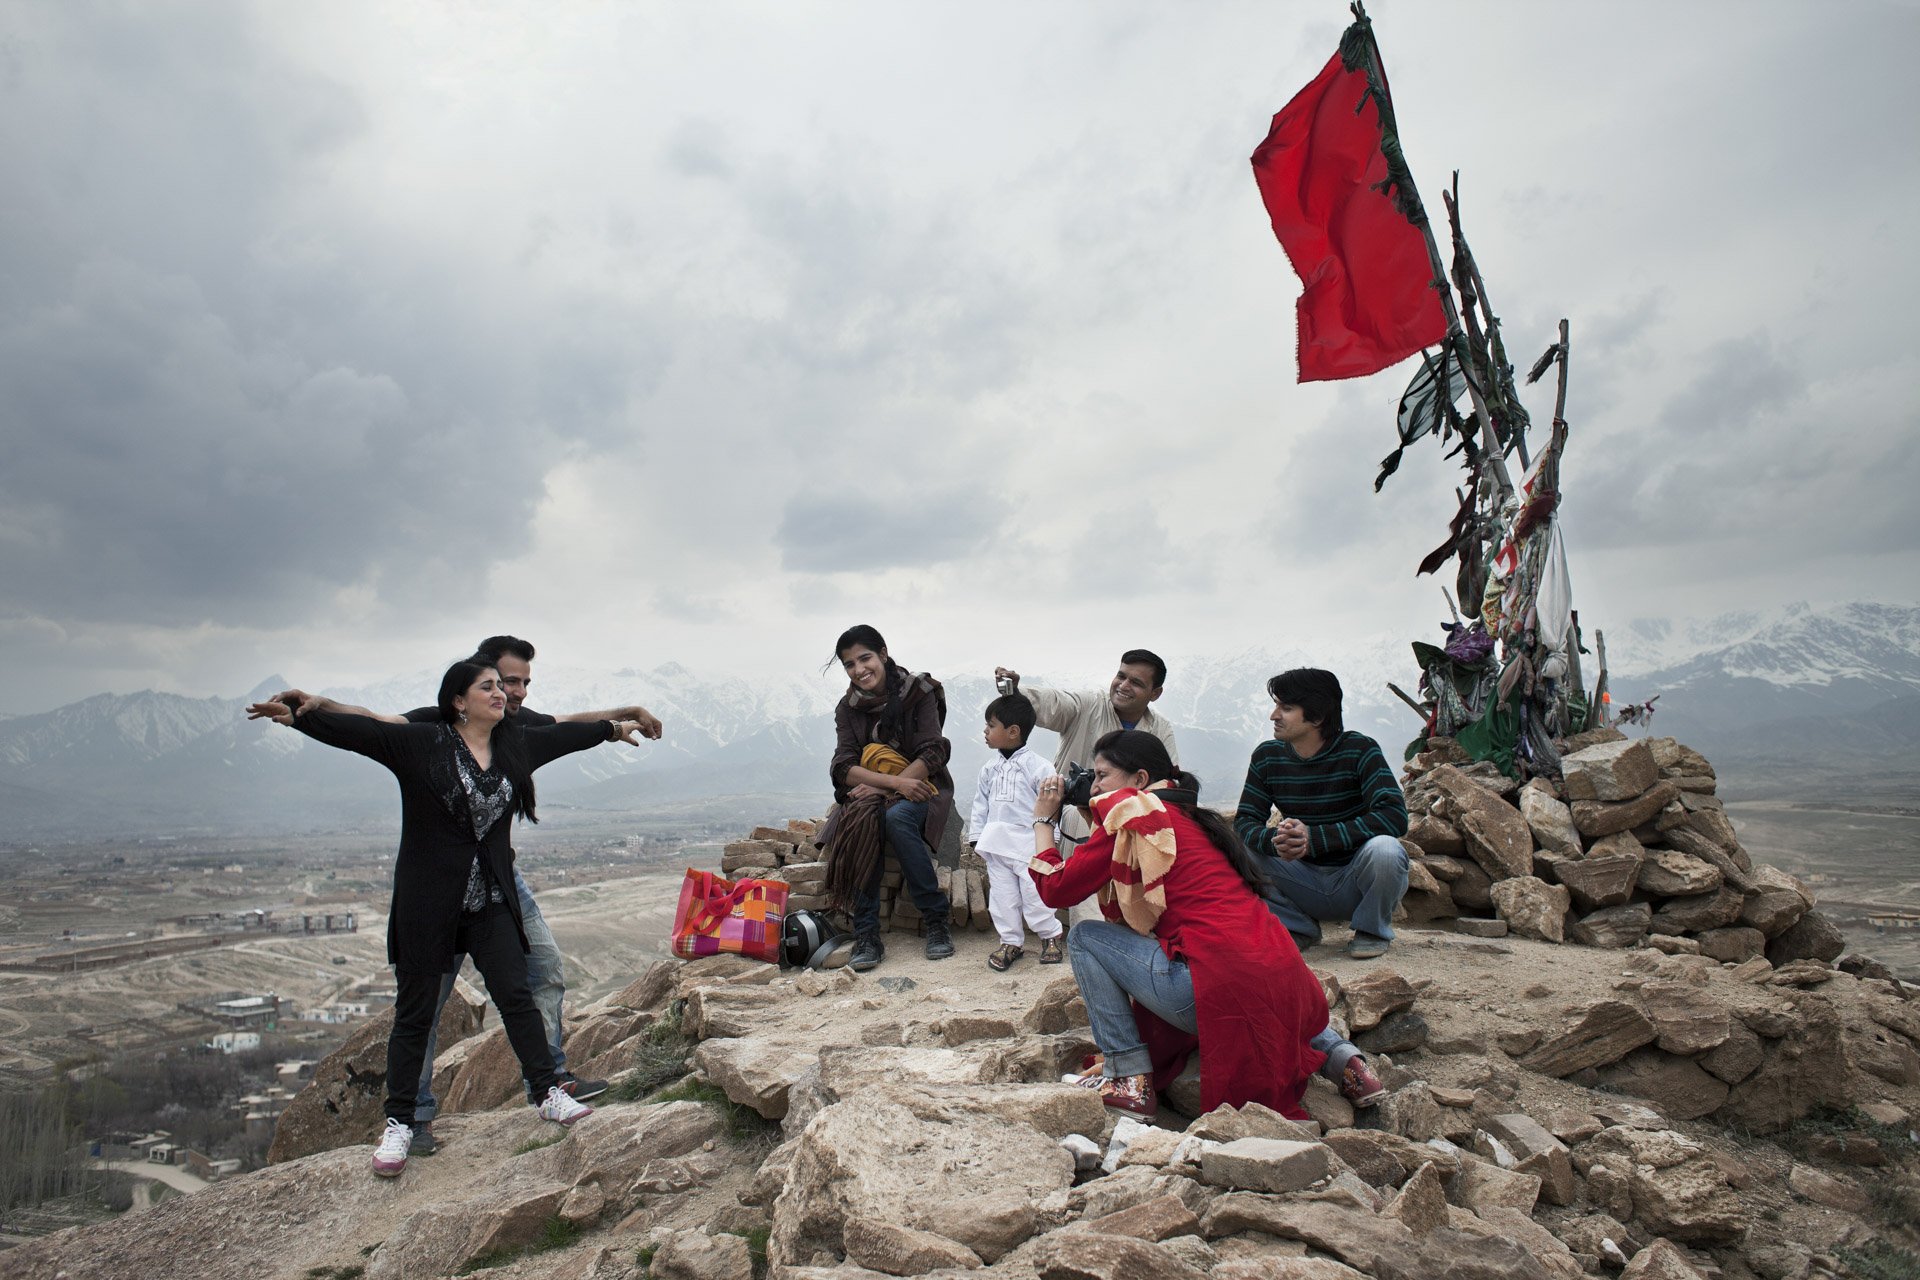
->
<box><xmin>987</xmin><ymin>944</ymin><xmax>1024</xmax><ymax>971</ymax></box>
<box><xmin>1039</xmin><ymin>936</ymin><xmax>1064</xmax><ymax>964</ymax></box>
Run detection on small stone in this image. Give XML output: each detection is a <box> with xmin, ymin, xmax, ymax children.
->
<box><xmin>1859</xmin><ymin>1100</ymin><xmax>1909</xmax><ymax>1127</ymax></box>
<box><xmin>1637</xmin><ymin>980</ymin><xmax>1732</xmax><ymax>1054</ymax></box>
<box><xmin>1771</xmin><ymin>959</ymin><xmax>1837</xmax><ymax>987</ymax></box>
<box><xmin>1786</xmin><ymin>1163</ymin><xmax>1869</xmax><ymax>1213</ymax></box>
<box><xmin>1355</xmin><ymin>1011</ymin><xmax>1429</xmax><ymax>1055</ymax></box>
<box><xmin>1766</xmin><ymin>910</ymin><xmax>1846</xmax><ymax>965</ymax></box>
<box><xmin>1637</xmin><ymin>850</ymin><xmax>1723</xmax><ymax>897</ymax></box>
<box><xmin>1199</xmin><ymin>1138</ymin><xmax>1333</xmax><ymax>1194</ymax></box>
<box><xmin>1619</xmin><ymin>1238</ymin><xmax>1711</xmax><ymax>1280</ymax></box>
<box><xmin>1693</xmin><ymin>926</ymin><xmax>1766</xmax><ymax>964</ymax></box>
<box><xmin>1481</xmin><ymin>1113</ymin><xmax>1576</xmax><ymax>1205</ymax></box>
<box><xmin>1697</xmin><ymin>1020</ymin><xmax>1765</xmax><ymax>1085</ymax></box>
<box><xmin>1519</xmin><ymin>782</ymin><xmax>1582</xmax><ymax>856</ymax></box>
<box><xmin>1490</xmin><ymin>876</ymin><xmax>1570</xmax><ymax>943</ymax></box>
<box><xmin>1570</xmin><ymin>902</ymin><xmax>1654</xmax><ymax>949</ymax></box>
<box><xmin>1080</xmin><ymin>1192</ymin><xmax>1202</xmax><ymax>1242</ymax></box>
<box><xmin>1060</xmin><ymin>1134</ymin><xmax>1102</xmax><ymax>1171</ymax></box>
<box><xmin>1452</xmin><ymin>917</ymin><xmax>1508</xmax><ymax>938</ymax></box>
<box><xmin>843</xmin><ymin>1216</ymin><xmax>985</xmax><ymax>1274</ymax></box>
<box><xmin>1562</xmin><ymin>739</ymin><xmax>1662</xmax><ymax>801</ymax></box>
<box><xmin>1455</xmin><ymin>1157</ymin><xmax>1541</xmax><ymax>1214</ymax></box>
<box><xmin>1430</xmin><ymin>766</ymin><xmax>1535</xmax><ymax>882</ymax></box>
<box><xmin>1519</xmin><ymin>1000</ymin><xmax>1658</xmax><ymax>1077</ymax></box>
<box><xmin>1381</xmin><ymin>1160</ymin><xmax>1450</xmax><ymax>1236</ymax></box>
<box><xmin>1572</xmin><ymin>782</ymin><xmax>1680</xmax><ymax>838</ymax></box>
<box><xmin>1650</xmin><ymin>885</ymin><xmax>1745</xmax><ymax>935</ymax></box>
<box><xmin>1340</xmin><ymin>969</ymin><xmax>1417</xmax><ymax>1032</ymax></box>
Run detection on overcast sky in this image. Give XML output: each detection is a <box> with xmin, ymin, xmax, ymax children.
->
<box><xmin>2</xmin><ymin>1</ymin><xmax>1916</xmax><ymax>717</ymax></box>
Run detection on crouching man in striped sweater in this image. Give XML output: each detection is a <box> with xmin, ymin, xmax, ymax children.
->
<box><xmin>1234</xmin><ymin>669</ymin><xmax>1410</xmax><ymax>960</ymax></box>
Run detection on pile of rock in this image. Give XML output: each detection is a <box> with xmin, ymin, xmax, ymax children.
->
<box><xmin>718</xmin><ymin>821</ymin><xmax>996</xmax><ymax>937</ymax></box>
<box><xmin>1398</xmin><ymin>729</ymin><xmax>1841</xmax><ymax>966</ymax></box>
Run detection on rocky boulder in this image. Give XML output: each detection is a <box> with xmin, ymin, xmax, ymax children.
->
<box><xmin>1561</xmin><ymin>739</ymin><xmax>1661</xmax><ymax>802</ymax></box>
<box><xmin>1430</xmin><ymin>766</ymin><xmax>1535</xmax><ymax>882</ymax></box>
<box><xmin>770</xmin><ymin>1096</ymin><xmax>1074</xmax><ymax>1266</ymax></box>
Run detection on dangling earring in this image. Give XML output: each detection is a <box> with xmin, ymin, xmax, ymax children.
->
<box><xmin>458</xmin><ymin>710</ymin><xmax>469</xmax><ymax>725</ymax></box>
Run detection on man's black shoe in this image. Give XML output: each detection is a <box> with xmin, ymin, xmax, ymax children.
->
<box><xmin>849</xmin><ymin>934</ymin><xmax>885</xmax><ymax>972</ymax></box>
<box><xmin>559</xmin><ymin>1074</ymin><xmax>609</xmax><ymax>1102</ymax></box>
<box><xmin>924</xmin><ymin>920</ymin><xmax>955</xmax><ymax>961</ymax></box>
<box><xmin>411</xmin><ymin>1121</ymin><xmax>438</xmax><ymax>1156</ymax></box>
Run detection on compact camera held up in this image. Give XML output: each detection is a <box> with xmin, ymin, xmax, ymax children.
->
<box><xmin>1058</xmin><ymin>761</ymin><xmax>1097</xmax><ymax>810</ymax></box>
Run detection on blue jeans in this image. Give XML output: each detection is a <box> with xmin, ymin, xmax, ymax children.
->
<box><xmin>1258</xmin><ymin>835</ymin><xmax>1410</xmax><ymax>944</ymax></box>
<box><xmin>415</xmin><ymin>869</ymin><xmax>567</xmax><ymax>1122</ymax></box>
<box><xmin>851</xmin><ymin>800</ymin><xmax>951</xmax><ymax>938</ymax></box>
<box><xmin>1067</xmin><ymin>920</ymin><xmax>1356</xmax><ymax>1082</ymax></box>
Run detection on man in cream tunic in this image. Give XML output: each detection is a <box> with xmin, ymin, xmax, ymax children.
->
<box><xmin>993</xmin><ymin>649</ymin><xmax>1181</xmax><ymax>923</ymax></box>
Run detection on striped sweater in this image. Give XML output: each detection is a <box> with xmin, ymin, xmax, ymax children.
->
<box><xmin>1233</xmin><ymin>731</ymin><xmax>1408</xmax><ymax>867</ymax></box>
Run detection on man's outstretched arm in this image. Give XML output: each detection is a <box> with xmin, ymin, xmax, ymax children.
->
<box><xmin>265</xmin><ymin>690</ymin><xmax>408</xmax><ymax>725</ymax></box>
<box><xmin>557</xmin><ymin>706</ymin><xmax>662</xmax><ymax>739</ymax></box>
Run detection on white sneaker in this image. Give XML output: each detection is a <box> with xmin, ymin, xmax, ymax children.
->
<box><xmin>371</xmin><ymin>1117</ymin><xmax>412</xmax><ymax>1177</ymax></box>
<box><xmin>538</xmin><ymin>1084</ymin><xmax>593</xmax><ymax>1126</ymax></box>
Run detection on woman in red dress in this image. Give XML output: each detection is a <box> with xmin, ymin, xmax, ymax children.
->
<box><xmin>1029</xmin><ymin>729</ymin><xmax>1347</xmax><ymax>1120</ymax></box>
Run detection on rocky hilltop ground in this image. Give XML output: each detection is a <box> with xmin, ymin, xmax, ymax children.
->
<box><xmin>9</xmin><ymin>731</ymin><xmax>1919</xmax><ymax>1280</ymax></box>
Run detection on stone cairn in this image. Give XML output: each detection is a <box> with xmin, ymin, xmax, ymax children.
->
<box><xmin>717</xmin><ymin>820</ymin><xmax>998</xmax><ymax>937</ymax></box>
<box><xmin>1396</xmin><ymin>726</ymin><xmax>1843</xmax><ymax>967</ymax></box>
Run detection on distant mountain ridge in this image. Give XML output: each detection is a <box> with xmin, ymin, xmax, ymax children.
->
<box><xmin>2</xmin><ymin>600</ymin><xmax>1914</xmax><ymax>838</ymax></box>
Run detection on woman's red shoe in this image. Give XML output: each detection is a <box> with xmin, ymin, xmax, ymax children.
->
<box><xmin>1097</xmin><ymin>1073</ymin><xmax>1158</xmax><ymax>1117</ymax></box>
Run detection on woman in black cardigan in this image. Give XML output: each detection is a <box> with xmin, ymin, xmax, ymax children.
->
<box><xmin>249</xmin><ymin>657</ymin><xmax>643</xmax><ymax>1177</ymax></box>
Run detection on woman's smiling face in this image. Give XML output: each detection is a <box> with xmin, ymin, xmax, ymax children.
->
<box><xmin>841</xmin><ymin>644</ymin><xmax>888</xmax><ymax>694</ymax></box>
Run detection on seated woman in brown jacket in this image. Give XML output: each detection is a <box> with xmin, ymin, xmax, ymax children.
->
<box><xmin>822</xmin><ymin>624</ymin><xmax>955</xmax><ymax>971</ymax></box>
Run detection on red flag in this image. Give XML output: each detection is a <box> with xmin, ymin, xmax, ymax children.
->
<box><xmin>1252</xmin><ymin>49</ymin><xmax>1447</xmax><ymax>382</ymax></box>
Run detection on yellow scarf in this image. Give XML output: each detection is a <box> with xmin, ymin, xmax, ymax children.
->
<box><xmin>1091</xmin><ymin>782</ymin><xmax>1178</xmax><ymax>934</ymax></box>
<box><xmin>859</xmin><ymin>744</ymin><xmax>936</xmax><ymax>793</ymax></box>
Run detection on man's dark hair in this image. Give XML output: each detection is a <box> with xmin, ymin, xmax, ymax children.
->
<box><xmin>984</xmin><ymin>692</ymin><xmax>1036</xmax><ymax>742</ymax></box>
<box><xmin>1266</xmin><ymin>668</ymin><xmax>1344</xmax><ymax>738</ymax></box>
<box><xmin>1119</xmin><ymin>648</ymin><xmax>1168</xmax><ymax>691</ymax></box>
<box><xmin>475</xmin><ymin>635</ymin><xmax>537</xmax><ymax>665</ymax></box>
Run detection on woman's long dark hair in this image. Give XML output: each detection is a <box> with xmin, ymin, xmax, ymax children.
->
<box><xmin>832</xmin><ymin>623</ymin><xmax>911</xmax><ymax>744</ymax></box>
<box><xmin>437</xmin><ymin>659</ymin><xmax>538</xmax><ymax>823</ymax></box>
<box><xmin>1092</xmin><ymin>729</ymin><xmax>1267</xmax><ymax>895</ymax></box>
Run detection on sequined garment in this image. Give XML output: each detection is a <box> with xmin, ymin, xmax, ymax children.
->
<box><xmin>446</xmin><ymin>727</ymin><xmax>514</xmax><ymax>913</ymax></box>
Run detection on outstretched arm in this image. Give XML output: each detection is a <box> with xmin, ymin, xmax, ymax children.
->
<box><xmin>558</xmin><ymin>705</ymin><xmax>662</xmax><ymax>739</ymax></box>
<box><xmin>522</xmin><ymin>720</ymin><xmax>648</xmax><ymax>771</ymax></box>
<box><xmin>252</xmin><ymin>689</ymin><xmax>407</xmax><ymax>725</ymax></box>
<box><xmin>250</xmin><ymin>704</ymin><xmax>419</xmax><ymax>770</ymax></box>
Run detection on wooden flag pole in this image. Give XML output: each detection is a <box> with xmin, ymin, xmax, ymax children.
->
<box><xmin>1347</xmin><ymin>1</ymin><xmax>1515</xmax><ymax>507</ymax></box>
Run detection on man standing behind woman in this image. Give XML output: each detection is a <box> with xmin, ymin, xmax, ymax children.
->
<box><xmin>249</xmin><ymin>658</ymin><xmax>648</xmax><ymax>1177</ymax></box>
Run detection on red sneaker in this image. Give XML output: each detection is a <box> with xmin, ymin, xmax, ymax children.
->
<box><xmin>1098</xmin><ymin>1073</ymin><xmax>1158</xmax><ymax>1118</ymax></box>
<box><xmin>1341</xmin><ymin>1055</ymin><xmax>1387</xmax><ymax>1107</ymax></box>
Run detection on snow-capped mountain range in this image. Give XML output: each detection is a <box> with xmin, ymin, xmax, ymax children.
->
<box><xmin>2</xmin><ymin>601</ymin><xmax>1915</xmax><ymax>839</ymax></box>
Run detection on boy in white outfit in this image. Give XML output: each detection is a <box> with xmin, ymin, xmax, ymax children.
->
<box><xmin>970</xmin><ymin>693</ymin><xmax>1066</xmax><ymax>971</ymax></box>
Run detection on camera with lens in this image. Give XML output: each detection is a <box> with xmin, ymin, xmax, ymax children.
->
<box><xmin>1058</xmin><ymin>762</ymin><xmax>1097</xmax><ymax>810</ymax></box>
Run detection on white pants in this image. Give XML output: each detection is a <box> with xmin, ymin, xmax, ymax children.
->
<box><xmin>982</xmin><ymin>850</ymin><xmax>1065</xmax><ymax>947</ymax></box>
